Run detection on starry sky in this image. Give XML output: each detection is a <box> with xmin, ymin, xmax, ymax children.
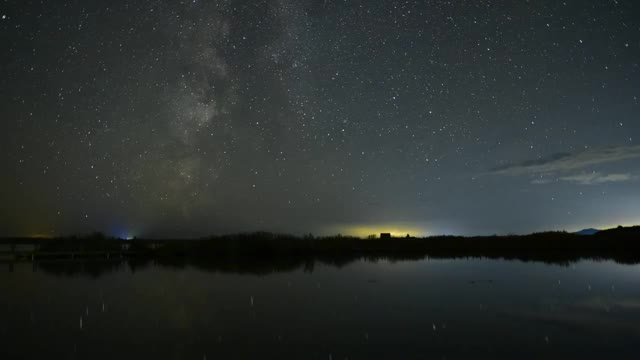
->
<box><xmin>1</xmin><ymin>0</ymin><xmax>639</xmax><ymax>238</ymax></box>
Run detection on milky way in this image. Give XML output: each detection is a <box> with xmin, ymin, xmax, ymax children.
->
<box><xmin>1</xmin><ymin>0</ymin><xmax>639</xmax><ymax>237</ymax></box>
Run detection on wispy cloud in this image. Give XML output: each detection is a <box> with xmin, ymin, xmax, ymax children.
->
<box><xmin>530</xmin><ymin>178</ymin><xmax>554</xmax><ymax>185</ymax></box>
<box><xmin>558</xmin><ymin>172</ymin><xmax>636</xmax><ymax>185</ymax></box>
<box><xmin>489</xmin><ymin>146</ymin><xmax>640</xmax><ymax>176</ymax></box>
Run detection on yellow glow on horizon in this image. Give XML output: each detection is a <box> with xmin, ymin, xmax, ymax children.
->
<box><xmin>568</xmin><ymin>215</ymin><xmax>638</xmax><ymax>233</ymax></box>
<box><xmin>26</xmin><ymin>233</ymin><xmax>54</xmax><ymax>239</ymax></box>
<box><xmin>591</xmin><ymin>220</ymin><xmax>639</xmax><ymax>231</ymax></box>
<box><xmin>326</xmin><ymin>224</ymin><xmax>428</xmax><ymax>238</ymax></box>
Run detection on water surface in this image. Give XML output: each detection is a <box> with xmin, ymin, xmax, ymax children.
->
<box><xmin>1</xmin><ymin>258</ymin><xmax>639</xmax><ymax>359</ymax></box>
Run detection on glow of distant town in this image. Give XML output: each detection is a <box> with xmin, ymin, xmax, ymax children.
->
<box><xmin>327</xmin><ymin>224</ymin><xmax>429</xmax><ymax>238</ymax></box>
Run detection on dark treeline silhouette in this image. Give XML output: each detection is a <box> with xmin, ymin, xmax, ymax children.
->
<box><xmin>2</xmin><ymin>226</ymin><xmax>640</xmax><ymax>277</ymax></box>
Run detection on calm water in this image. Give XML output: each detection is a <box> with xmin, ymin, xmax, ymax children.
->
<box><xmin>1</xmin><ymin>258</ymin><xmax>640</xmax><ymax>359</ymax></box>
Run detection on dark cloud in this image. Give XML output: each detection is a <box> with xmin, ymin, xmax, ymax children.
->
<box><xmin>489</xmin><ymin>146</ymin><xmax>640</xmax><ymax>176</ymax></box>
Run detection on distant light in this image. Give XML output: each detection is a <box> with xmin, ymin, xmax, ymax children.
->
<box><xmin>117</xmin><ymin>232</ymin><xmax>134</xmax><ymax>240</ymax></box>
<box><xmin>328</xmin><ymin>224</ymin><xmax>428</xmax><ymax>238</ymax></box>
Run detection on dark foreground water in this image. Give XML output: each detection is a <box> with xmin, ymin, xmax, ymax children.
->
<box><xmin>1</xmin><ymin>258</ymin><xmax>640</xmax><ymax>359</ymax></box>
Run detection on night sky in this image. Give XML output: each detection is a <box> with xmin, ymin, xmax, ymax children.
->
<box><xmin>1</xmin><ymin>0</ymin><xmax>639</xmax><ymax>238</ymax></box>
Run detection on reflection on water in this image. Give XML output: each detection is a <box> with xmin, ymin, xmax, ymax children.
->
<box><xmin>1</xmin><ymin>258</ymin><xmax>640</xmax><ymax>359</ymax></box>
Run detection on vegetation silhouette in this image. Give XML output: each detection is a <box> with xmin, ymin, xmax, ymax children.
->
<box><xmin>2</xmin><ymin>226</ymin><xmax>640</xmax><ymax>277</ymax></box>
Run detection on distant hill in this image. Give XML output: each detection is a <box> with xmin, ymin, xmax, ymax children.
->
<box><xmin>575</xmin><ymin>226</ymin><xmax>640</xmax><ymax>237</ymax></box>
<box><xmin>574</xmin><ymin>228</ymin><xmax>600</xmax><ymax>236</ymax></box>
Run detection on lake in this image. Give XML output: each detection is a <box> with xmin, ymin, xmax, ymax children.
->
<box><xmin>1</xmin><ymin>258</ymin><xmax>639</xmax><ymax>359</ymax></box>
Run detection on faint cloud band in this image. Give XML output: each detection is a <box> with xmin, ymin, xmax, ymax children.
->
<box><xmin>488</xmin><ymin>145</ymin><xmax>640</xmax><ymax>186</ymax></box>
